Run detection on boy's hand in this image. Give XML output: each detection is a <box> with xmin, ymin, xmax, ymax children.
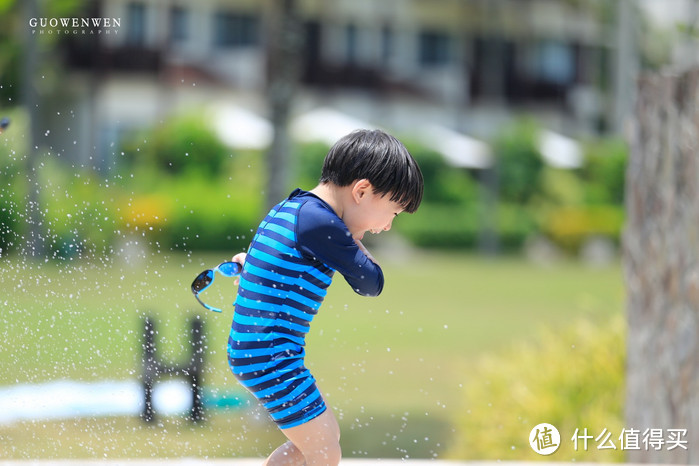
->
<box><xmin>231</xmin><ymin>252</ymin><xmax>247</xmax><ymax>285</ymax></box>
<box><xmin>355</xmin><ymin>239</ymin><xmax>379</xmax><ymax>265</ymax></box>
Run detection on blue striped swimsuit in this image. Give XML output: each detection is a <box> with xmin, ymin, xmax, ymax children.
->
<box><xmin>227</xmin><ymin>188</ymin><xmax>384</xmax><ymax>429</ymax></box>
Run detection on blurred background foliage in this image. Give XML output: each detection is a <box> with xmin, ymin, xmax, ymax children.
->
<box><xmin>0</xmin><ymin>108</ymin><xmax>627</xmax><ymax>258</ymax></box>
<box><xmin>397</xmin><ymin>118</ymin><xmax>626</xmax><ymax>252</ymax></box>
<box><xmin>448</xmin><ymin>315</ymin><xmax>625</xmax><ymax>461</ymax></box>
<box><xmin>0</xmin><ymin>0</ymin><xmax>644</xmax><ymax>459</ymax></box>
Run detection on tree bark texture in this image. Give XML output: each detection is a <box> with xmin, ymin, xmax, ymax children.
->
<box><xmin>625</xmin><ymin>69</ymin><xmax>699</xmax><ymax>463</ymax></box>
<box><xmin>265</xmin><ymin>0</ymin><xmax>303</xmax><ymax>210</ymax></box>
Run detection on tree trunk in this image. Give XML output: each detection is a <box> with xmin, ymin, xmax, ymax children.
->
<box><xmin>22</xmin><ymin>0</ymin><xmax>45</xmax><ymax>258</ymax></box>
<box><xmin>625</xmin><ymin>69</ymin><xmax>699</xmax><ymax>464</ymax></box>
<box><xmin>264</xmin><ymin>0</ymin><xmax>303</xmax><ymax>210</ymax></box>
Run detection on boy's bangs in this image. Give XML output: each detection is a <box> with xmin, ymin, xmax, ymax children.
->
<box><xmin>390</xmin><ymin>165</ymin><xmax>423</xmax><ymax>213</ymax></box>
<box><xmin>373</xmin><ymin>152</ymin><xmax>423</xmax><ymax>214</ymax></box>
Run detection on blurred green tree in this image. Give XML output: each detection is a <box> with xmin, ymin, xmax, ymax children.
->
<box><xmin>0</xmin><ymin>0</ymin><xmax>86</xmax><ymax>258</ymax></box>
<box><xmin>120</xmin><ymin>113</ymin><xmax>231</xmax><ymax>176</ymax></box>
<box><xmin>493</xmin><ymin>118</ymin><xmax>545</xmax><ymax>204</ymax></box>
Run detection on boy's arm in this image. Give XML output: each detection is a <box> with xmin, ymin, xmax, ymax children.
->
<box><xmin>297</xmin><ymin>203</ymin><xmax>384</xmax><ymax>297</ymax></box>
<box><xmin>354</xmin><ymin>239</ymin><xmax>378</xmax><ymax>265</ymax></box>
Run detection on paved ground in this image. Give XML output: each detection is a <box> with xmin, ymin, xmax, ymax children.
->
<box><xmin>0</xmin><ymin>461</ymin><xmax>467</xmax><ymax>465</ymax></box>
<box><xmin>0</xmin><ymin>461</ymin><xmax>676</xmax><ymax>466</ymax></box>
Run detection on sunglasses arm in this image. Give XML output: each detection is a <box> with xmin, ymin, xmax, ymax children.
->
<box><xmin>194</xmin><ymin>293</ymin><xmax>222</xmax><ymax>313</ymax></box>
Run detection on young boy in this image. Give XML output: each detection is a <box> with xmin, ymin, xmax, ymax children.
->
<box><xmin>227</xmin><ymin>129</ymin><xmax>423</xmax><ymax>465</ymax></box>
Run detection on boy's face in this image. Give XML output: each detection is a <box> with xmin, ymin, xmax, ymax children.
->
<box><xmin>344</xmin><ymin>180</ymin><xmax>404</xmax><ymax>241</ymax></box>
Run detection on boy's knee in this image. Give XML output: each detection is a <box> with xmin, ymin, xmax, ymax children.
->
<box><xmin>307</xmin><ymin>441</ymin><xmax>341</xmax><ymax>465</ymax></box>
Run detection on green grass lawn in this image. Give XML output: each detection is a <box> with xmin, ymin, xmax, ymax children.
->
<box><xmin>0</xmin><ymin>249</ymin><xmax>624</xmax><ymax>459</ymax></box>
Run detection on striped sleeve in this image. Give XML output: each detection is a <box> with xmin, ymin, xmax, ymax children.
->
<box><xmin>296</xmin><ymin>199</ymin><xmax>384</xmax><ymax>297</ymax></box>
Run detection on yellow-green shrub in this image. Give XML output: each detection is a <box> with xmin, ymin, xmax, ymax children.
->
<box><xmin>448</xmin><ymin>315</ymin><xmax>625</xmax><ymax>462</ymax></box>
<box><xmin>542</xmin><ymin>205</ymin><xmax>625</xmax><ymax>251</ymax></box>
<box><xmin>118</xmin><ymin>166</ymin><xmax>263</xmax><ymax>252</ymax></box>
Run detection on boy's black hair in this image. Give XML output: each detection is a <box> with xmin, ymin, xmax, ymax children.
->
<box><xmin>319</xmin><ymin>129</ymin><xmax>424</xmax><ymax>213</ymax></box>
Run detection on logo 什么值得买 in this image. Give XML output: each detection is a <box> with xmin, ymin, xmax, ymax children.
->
<box><xmin>530</xmin><ymin>423</ymin><xmax>561</xmax><ymax>455</ymax></box>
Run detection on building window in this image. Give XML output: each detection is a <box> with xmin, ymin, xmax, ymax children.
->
<box><xmin>381</xmin><ymin>24</ymin><xmax>393</xmax><ymax>63</ymax></box>
<box><xmin>419</xmin><ymin>30</ymin><xmax>452</xmax><ymax>67</ymax></box>
<box><xmin>537</xmin><ymin>41</ymin><xmax>575</xmax><ymax>85</ymax></box>
<box><xmin>213</xmin><ymin>12</ymin><xmax>260</xmax><ymax>48</ymax></box>
<box><xmin>126</xmin><ymin>2</ymin><xmax>146</xmax><ymax>46</ymax></box>
<box><xmin>345</xmin><ymin>23</ymin><xmax>358</xmax><ymax>64</ymax></box>
<box><xmin>170</xmin><ymin>6</ymin><xmax>189</xmax><ymax>43</ymax></box>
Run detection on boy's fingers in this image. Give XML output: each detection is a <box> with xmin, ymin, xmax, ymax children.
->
<box><xmin>230</xmin><ymin>252</ymin><xmax>247</xmax><ymax>286</ymax></box>
<box><xmin>231</xmin><ymin>252</ymin><xmax>247</xmax><ymax>264</ymax></box>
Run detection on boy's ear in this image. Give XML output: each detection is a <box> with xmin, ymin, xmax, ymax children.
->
<box><xmin>351</xmin><ymin>179</ymin><xmax>373</xmax><ymax>203</ymax></box>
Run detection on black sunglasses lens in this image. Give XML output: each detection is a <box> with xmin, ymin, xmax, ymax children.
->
<box><xmin>191</xmin><ymin>270</ymin><xmax>213</xmax><ymax>293</ymax></box>
<box><xmin>218</xmin><ymin>262</ymin><xmax>241</xmax><ymax>277</ymax></box>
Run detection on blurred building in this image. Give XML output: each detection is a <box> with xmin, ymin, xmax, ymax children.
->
<box><xmin>57</xmin><ymin>0</ymin><xmax>619</xmax><ymax>169</ymax></box>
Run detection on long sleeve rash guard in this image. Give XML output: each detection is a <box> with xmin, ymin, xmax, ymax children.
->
<box><xmin>227</xmin><ymin>188</ymin><xmax>383</xmax><ymax>428</ymax></box>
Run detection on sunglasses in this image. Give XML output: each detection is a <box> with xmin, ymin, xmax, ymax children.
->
<box><xmin>191</xmin><ymin>261</ymin><xmax>241</xmax><ymax>313</ymax></box>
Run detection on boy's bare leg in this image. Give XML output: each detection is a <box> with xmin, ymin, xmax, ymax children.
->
<box><xmin>263</xmin><ymin>441</ymin><xmax>305</xmax><ymax>465</ymax></box>
<box><xmin>264</xmin><ymin>408</ymin><xmax>341</xmax><ymax>465</ymax></box>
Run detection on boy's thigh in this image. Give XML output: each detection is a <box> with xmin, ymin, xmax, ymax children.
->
<box><xmin>281</xmin><ymin>407</ymin><xmax>340</xmax><ymax>451</ymax></box>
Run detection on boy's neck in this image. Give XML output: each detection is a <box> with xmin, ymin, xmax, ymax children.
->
<box><xmin>310</xmin><ymin>183</ymin><xmax>345</xmax><ymax>218</ymax></box>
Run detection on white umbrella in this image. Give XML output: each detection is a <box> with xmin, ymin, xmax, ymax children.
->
<box><xmin>212</xmin><ymin>104</ymin><xmax>272</xmax><ymax>150</ymax></box>
<box><xmin>420</xmin><ymin>124</ymin><xmax>493</xmax><ymax>169</ymax></box>
<box><xmin>291</xmin><ymin>107</ymin><xmax>375</xmax><ymax>146</ymax></box>
<box><xmin>537</xmin><ymin>129</ymin><xmax>583</xmax><ymax>169</ymax></box>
